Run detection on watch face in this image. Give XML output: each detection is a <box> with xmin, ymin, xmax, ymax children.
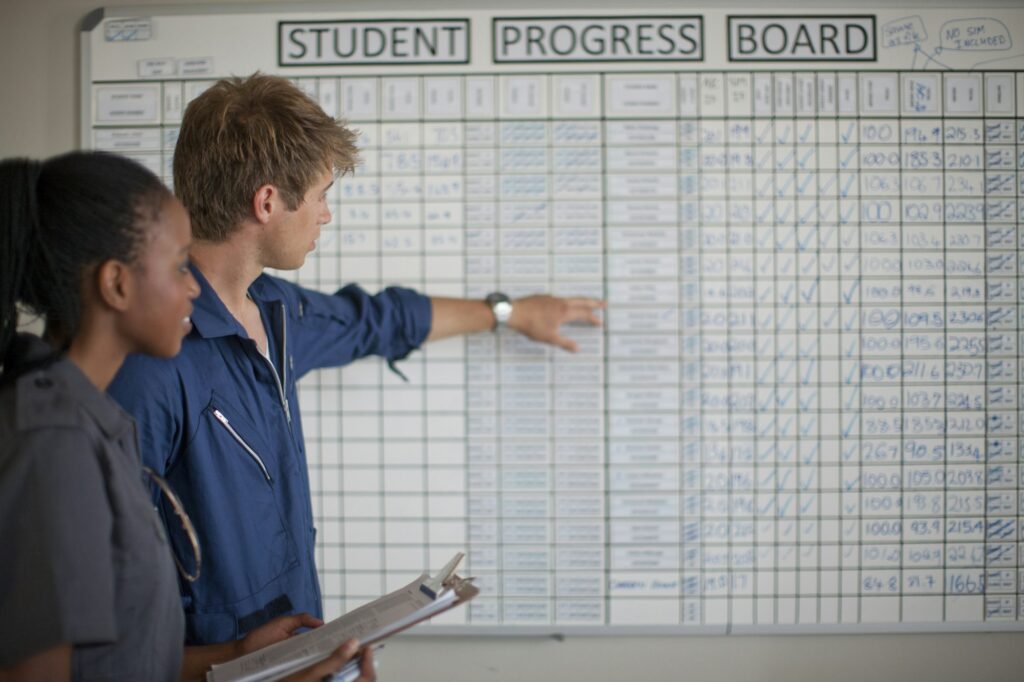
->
<box><xmin>493</xmin><ymin>300</ymin><xmax>513</xmax><ymax>322</ymax></box>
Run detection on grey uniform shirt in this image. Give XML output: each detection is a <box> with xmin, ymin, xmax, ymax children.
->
<box><xmin>0</xmin><ymin>335</ymin><xmax>184</xmax><ymax>679</ymax></box>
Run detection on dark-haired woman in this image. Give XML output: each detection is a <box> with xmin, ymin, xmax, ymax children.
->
<box><xmin>0</xmin><ymin>152</ymin><xmax>370</xmax><ymax>681</ymax></box>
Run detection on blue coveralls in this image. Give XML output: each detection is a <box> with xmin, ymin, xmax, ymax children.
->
<box><xmin>109</xmin><ymin>265</ymin><xmax>432</xmax><ymax>644</ymax></box>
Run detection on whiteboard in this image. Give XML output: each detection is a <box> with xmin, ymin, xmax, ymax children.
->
<box><xmin>83</xmin><ymin>5</ymin><xmax>1024</xmax><ymax>633</ymax></box>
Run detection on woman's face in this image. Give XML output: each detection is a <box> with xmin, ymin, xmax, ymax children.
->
<box><xmin>124</xmin><ymin>196</ymin><xmax>199</xmax><ymax>358</ymax></box>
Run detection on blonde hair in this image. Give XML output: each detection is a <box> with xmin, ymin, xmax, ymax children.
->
<box><xmin>173</xmin><ymin>73</ymin><xmax>358</xmax><ymax>241</ymax></box>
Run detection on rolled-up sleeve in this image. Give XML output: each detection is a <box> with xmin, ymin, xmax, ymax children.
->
<box><xmin>0</xmin><ymin>428</ymin><xmax>117</xmax><ymax>666</ymax></box>
<box><xmin>289</xmin><ymin>282</ymin><xmax>433</xmax><ymax>378</ymax></box>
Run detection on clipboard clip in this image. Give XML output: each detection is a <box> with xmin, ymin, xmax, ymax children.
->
<box><xmin>420</xmin><ymin>551</ymin><xmax>468</xmax><ymax>599</ymax></box>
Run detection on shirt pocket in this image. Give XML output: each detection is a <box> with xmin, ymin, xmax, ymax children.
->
<box><xmin>176</xmin><ymin>392</ymin><xmax>300</xmax><ymax>610</ymax></box>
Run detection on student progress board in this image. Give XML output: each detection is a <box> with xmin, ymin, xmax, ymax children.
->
<box><xmin>83</xmin><ymin>5</ymin><xmax>1024</xmax><ymax>633</ymax></box>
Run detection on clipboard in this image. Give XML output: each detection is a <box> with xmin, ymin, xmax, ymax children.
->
<box><xmin>207</xmin><ymin>553</ymin><xmax>478</xmax><ymax>681</ymax></box>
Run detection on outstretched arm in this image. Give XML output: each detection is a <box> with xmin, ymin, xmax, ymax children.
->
<box><xmin>425</xmin><ymin>295</ymin><xmax>605</xmax><ymax>352</ymax></box>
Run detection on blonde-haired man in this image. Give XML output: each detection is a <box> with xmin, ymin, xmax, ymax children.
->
<box><xmin>111</xmin><ymin>74</ymin><xmax>603</xmax><ymax>647</ymax></box>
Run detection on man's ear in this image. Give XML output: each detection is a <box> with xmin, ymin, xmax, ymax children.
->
<box><xmin>94</xmin><ymin>259</ymin><xmax>133</xmax><ymax>312</ymax></box>
<box><xmin>252</xmin><ymin>184</ymin><xmax>277</xmax><ymax>225</ymax></box>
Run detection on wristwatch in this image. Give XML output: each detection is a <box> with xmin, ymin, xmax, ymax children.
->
<box><xmin>484</xmin><ymin>292</ymin><xmax>513</xmax><ymax>331</ymax></box>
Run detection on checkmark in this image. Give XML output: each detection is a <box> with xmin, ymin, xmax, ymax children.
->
<box><xmin>841</xmin><ymin>229</ymin><xmax>858</xmax><ymax>247</ymax></box>
<box><xmin>759</xmin><ymin>286</ymin><xmax>772</xmax><ymax>303</ymax></box>
<box><xmin>778</xmin><ymin>496</ymin><xmax>794</xmax><ymax>516</ymax></box>
<box><xmin>841</xmin><ymin>278</ymin><xmax>860</xmax><ymax>304</ymax></box>
<box><xmin>843</xmin><ymin>339</ymin><xmax>857</xmax><ymax>357</ymax></box>
<box><xmin>777</xmin><ymin>127</ymin><xmax>792</xmax><ymax>144</ymax></box>
<box><xmin>777</xmin><ymin>175</ymin><xmax>795</xmax><ymax>196</ymax></box>
<box><xmin>843</xmin><ymin>362</ymin><xmax>858</xmax><ymax>385</ymax></box>
<box><xmin>842</xmin><ymin>254</ymin><xmax>858</xmax><ymax>272</ymax></box>
<box><xmin>758</xmin><ymin>177</ymin><xmax>774</xmax><ymax>197</ymax></box>
<box><xmin>798</xmin><ymin>174</ymin><xmax>815</xmax><ymax>195</ymax></box>
<box><xmin>779</xmin><ymin>415</ymin><xmax>795</xmax><ymax>436</ymax></box>
<box><xmin>779</xmin><ymin>444</ymin><xmax>796</xmax><ymax>462</ymax></box>
<box><xmin>820</xmin><ymin>255</ymin><xmax>837</xmax><ymax>273</ymax></box>
<box><xmin>777</xmin><ymin>470</ymin><xmax>793</xmax><ymax>490</ymax></box>
<box><xmin>839</xmin><ymin>149</ymin><xmax>857</xmax><ymax>168</ymax></box>
<box><xmin>777</xmin><ymin>150</ymin><xmax>795</xmax><ymax>169</ymax></box>
<box><xmin>802</xmin><ymin>442</ymin><xmax>819</xmax><ymax>464</ymax></box>
<box><xmin>799</xmin><ymin>124</ymin><xmax>813</xmax><ymax>143</ymax></box>
<box><xmin>776</xmin><ymin>308</ymin><xmax>794</xmax><ymax>332</ymax></box>
<box><xmin>842</xmin><ymin>311</ymin><xmax>858</xmax><ymax>331</ymax></box>
<box><xmin>819</xmin><ymin>204</ymin><xmax>836</xmax><ymax>223</ymax></box>
<box><xmin>760</xmin><ymin>470</ymin><xmax>777</xmax><ymax>486</ymax></box>
<box><xmin>777</xmin><ymin>388</ymin><xmax>794</xmax><ymax>407</ymax></box>
<box><xmin>758</xmin><ymin>362</ymin><xmax>777</xmax><ymax>384</ymax></box>
<box><xmin>797</xmin><ymin>148</ymin><xmax>814</xmax><ymax>169</ymax></box>
<box><xmin>780</xmin><ymin>282</ymin><xmax>796</xmax><ymax>304</ymax></box>
<box><xmin>841</xmin><ymin>415</ymin><xmax>857</xmax><ymax>438</ymax></box>
<box><xmin>797</xmin><ymin>224</ymin><xmax>816</xmax><ymax>248</ymax></box>
<box><xmin>817</xmin><ymin>224</ymin><xmax>838</xmax><ymax>249</ymax></box>
<box><xmin>759</xmin><ymin>498</ymin><xmax>776</xmax><ymax>514</ymax></box>
<box><xmin>776</xmin><ymin>229</ymin><xmax>795</xmax><ymax>249</ymax></box>
<box><xmin>799</xmin><ymin>279</ymin><xmax>819</xmax><ymax>304</ymax></box>
<box><xmin>760</xmin><ymin>257</ymin><xmax>774</xmax><ymax>274</ymax></box>
<box><xmin>800</xmin><ymin>498</ymin><xmax>815</xmax><ymax>513</ymax></box>
<box><xmin>842</xmin><ymin>443</ymin><xmax>857</xmax><ymax>461</ymax></box>
<box><xmin>840</xmin><ymin>175</ymin><xmax>856</xmax><ymax>197</ymax></box>
<box><xmin>840</xmin><ymin>122</ymin><xmax>855</xmax><ymax>143</ymax></box>
<box><xmin>819</xmin><ymin>175</ymin><xmax>836</xmax><ymax>194</ymax></box>
<box><xmin>843</xmin><ymin>475</ymin><xmax>861</xmax><ymax>491</ymax></box>
<box><xmin>798</xmin><ymin>205</ymin><xmax>816</xmax><ymax>227</ymax></box>
<box><xmin>800</xmin><ymin>418</ymin><xmax>815</xmax><ymax>436</ymax></box>
<box><xmin>799</xmin><ymin>309</ymin><xmax>816</xmax><ymax>331</ymax></box>
<box><xmin>821</xmin><ymin>307</ymin><xmax>839</xmax><ymax>328</ymax></box>
<box><xmin>799</xmin><ymin>390</ymin><xmax>818</xmax><ymax>411</ymax></box>
<box><xmin>840</xmin><ymin>205</ymin><xmax>856</xmax><ymax>224</ymax></box>
<box><xmin>844</xmin><ymin>503</ymin><xmax>857</xmax><ymax>514</ymax></box>
<box><xmin>844</xmin><ymin>386</ymin><xmax>861</xmax><ymax>410</ymax></box>
<box><xmin>798</xmin><ymin>356</ymin><xmax>815</xmax><ymax>382</ymax></box>
<box><xmin>799</xmin><ymin>338</ymin><xmax>818</xmax><ymax>358</ymax></box>
<box><xmin>757</xmin><ymin>123</ymin><xmax>772</xmax><ymax>144</ymax></box>
<box><xmin>758</xmin><ymin>416</ymin><xmax>776</xmax><ymax>437</ymax></box>
<box><xmin>779</xmin><ymin>358</ymin><xmax>798</xmax><ymax>382</ymax></box>
<box><xmin>778</xmin><ymin>205</ymin><xmax>793</xmax><ymax>222</ymax></box>
<box><xmin>758</xmin><ymin>205</ymin><xmax>773</xmax><ymax>223</ymax></box>
<box><xmin>801</xmin><ymin>257</ymin><xmax>817</xmax><ymax>275</ymax></box>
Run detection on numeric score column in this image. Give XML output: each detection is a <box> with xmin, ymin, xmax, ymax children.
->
<box><xmin>897</xmin><ymin>72</ymin><xmax>945</xmax><ymax>622</ymax></box>
<box><xmin>941</xmin><ymin>73</ymin><xmax>986</xmax><ymax>621</ymax></box>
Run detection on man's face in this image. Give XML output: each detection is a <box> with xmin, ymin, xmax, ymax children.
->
<box><xmin>262</xmin><ymin>169</ymin><xmax>333</xmax><ymax>271</ymax></box>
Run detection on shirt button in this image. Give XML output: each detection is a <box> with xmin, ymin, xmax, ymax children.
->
<box><xmin>34</xmin><ymin>376</ymin><xmax>53</xmax><ymax>389</ymax></box>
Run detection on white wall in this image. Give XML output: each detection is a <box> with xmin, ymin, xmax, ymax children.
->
<box><xmin>2</xmin><ymin>0</ymin><xmax>1023</xmax><ymax>679</ymax></box>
